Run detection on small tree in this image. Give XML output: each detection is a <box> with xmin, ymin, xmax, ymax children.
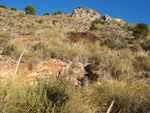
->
<box><xmin>25</xmin><ymin>5</ymin><xmax>36</xmax><ymax>15</ymax></box>
<box><xmin>133</xmin><ymin>23</ymin><xmax>149</xmax><ymax>40</ymax></box>
<box><xmin>57</xmin><ymin>10</ymin><xmax>62</xmax><ymax>14</ymax></box>
<box><xmin>77</xmin><ymin>6</ymin><xmax>82</xmax><ymax>9</ymax></box>
<box><xmin>0</xmin><ymin>5</ymin><xmax>6</xmax><ymax>8</ymax></box>
<box><xmin>44</xmin><ymin>12</ymin><xmax>49</xmax><ymax>16</ymax></box>
<box><xmin>11</xmin><ymin>7</ymin><xmax>17</xmax><ymax>11</ymax></box>
<box><xmin>53</xmin><ymin>10</ymin><xmax>62</xmax><ymax>15</ymax></box>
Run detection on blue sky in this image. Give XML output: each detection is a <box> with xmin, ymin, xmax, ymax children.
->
<box><xmin>0</xmin><ymin>0</ymin><xmax>150</xmax><ymax>27</ymax></box>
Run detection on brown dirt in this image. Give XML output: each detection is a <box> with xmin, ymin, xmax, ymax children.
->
<box><xmin>69</xmin><ymin>32</ymin><xmax>100</xmax><ymax>43</ymax></box>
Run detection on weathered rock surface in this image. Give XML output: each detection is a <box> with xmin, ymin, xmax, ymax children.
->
<box><xmin>72</xmin><ymin>8</ymin><xmax>101</xmax><ymax>22</ymax></box>
<box><xmin>64</xmin><ymin>61</ymin><xmax>86</xmax><ymax>85</ymax></box>
<box><xmin>0</xmin><ymin>59</ymin><xmax>69</xmax><ymax>81</ymax></box>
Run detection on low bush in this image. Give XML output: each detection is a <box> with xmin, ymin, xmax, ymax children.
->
<box><xmin>53</xmin><ymin>10</ymin><xmax>62</xmax><ymax>15</ymax></box>
<box><xmin>90</xmin><ymin>23</ymin><xmax>98</xmax><ymax>30</ymax></box>
<box><xmin>92</xmin><ymin>19</ymin><xmax>105</xmax><ymax>24</ymax></box>
<box><xmin>133</xmin><ymin>23</ymin><xmax>149</xmax><ymax>40</ymax></box>
<box><xmin>0</xmin><ymin>5</ymin><xmax>6</xmax><ymax>8</ymax></box>
<box><xmin>37</xmin><ymin>19</ymin><xmax>43</xmax><ymax>24</ymax></box>
<box><xmin>101</xmin><ymin>35</ymin><xmax>129</xmax><ymax>50</ymax></box>
<box><xmin>10</xmin><ymin>7</ymin><xmax>17</xmax><ymax>11</ymax></box>
<box><xmin>44</xmin><ymin>12</ymin><xmax>49</xmax><ymax>16</ymax></box>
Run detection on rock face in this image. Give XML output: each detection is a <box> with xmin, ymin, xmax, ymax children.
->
<box><xmin>72</xmin><ymin>8</ymin><xmax>101</xmax><ymax>22</ymax></box>
<box><xmin>0</xmin><ymin>59</ymin><xmax>69</xmax><ymax>80</ymax></box>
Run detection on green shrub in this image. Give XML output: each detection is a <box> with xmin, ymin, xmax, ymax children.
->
<box><xmin>133</xmin><ymin>23</ymin><xmax>149</xmax><ymax>40</ymax></box>
<box><xmin>10</xmin><ymin>7</ymin><xmax>17</xmax><ymax>11</ymax></box>
<box><xmin>53</xmin><ymin>10</ymin><xmax>62</xmax><ymax>15</ymax></box>
<box><xmin>101</xmin><ymin>38</ymin><xmax>116</xmax><ymax>49</ymax></box>
<box><xmin>92</xmin><ymin>20</ymin><xmax>105</xmax><ymax>24</ymax></box>
<box><xmin>44</xmin><ymin>12</ymin><xmax>49</xmax><ymax>16</ymax></box>
<box><xmin>90</xmin><ymin>23</ymin><xmax>98</xmax><ymax>30</ymax></box>
<box><xmin>101</xmin><ymin>36</ymin><xmax>129</xmax><ymax>50</ymax></box>
<box><xmin>0</xmin><ymin>5</ymin><xmax>6</xmax><ymax>8</ymax></box>
<box><xmin>77</xmin><ymin>6</ymin><xmax>82</xmax><ymax>9</ymax></box>
<box><xmin>38</xmin><ymin>19</ymin><xmax>43</xmax><ymax>24</ymax></box>
<box><xmin>25</xmin><ymin>5</ymin><xmax>36</xmax><ymax>15</ymax></box>
<box><xmin>101</xmin><ymin>15</ymin><xmax>106</xmax><ymax>21</ymax></box>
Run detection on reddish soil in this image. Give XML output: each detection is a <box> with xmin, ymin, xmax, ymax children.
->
<box><xmin>69</xmin><ymin>32</ymin><xmax>100</xmax><ymax>43</ymax></box>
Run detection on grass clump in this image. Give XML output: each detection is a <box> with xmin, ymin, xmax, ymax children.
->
<box><xmin>0</xmin><ymin>78</ymin><xmax>88</xmax><ymax>113</ymax></box>
<box><xmin>140</xmin><ymin>39</ymin><xmax>150</xmax><ymax>51</ymax></box>
<box><xmin>89</xmin><ymin>80</ymin><xmax>150</xmax><ymax>113</ymax></box>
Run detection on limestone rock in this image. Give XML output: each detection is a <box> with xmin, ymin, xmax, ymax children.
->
<box><xmin>72</xmin><ymin>8</ymin><xmax>101</xmax><ymax>22</ymax></box>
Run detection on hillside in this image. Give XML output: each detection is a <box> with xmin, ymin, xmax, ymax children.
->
<box><xmin>0</xmin><ymin>7</ymin><xmax>150</xmax><ymax>113</ymax></box>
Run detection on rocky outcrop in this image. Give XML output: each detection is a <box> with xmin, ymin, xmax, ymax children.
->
<box><xmin>101</xmin><ymin>15</ymin><xmax>126</xmax><ymax>24</ymax></box>
<box><xmin>72</xmin><ymin>8</ymin><xmax>101</xmax><ymax>22</ymax></box>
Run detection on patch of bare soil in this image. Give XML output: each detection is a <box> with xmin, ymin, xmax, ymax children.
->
<box><xmin>69</xmin><ymin>32</ymin><xmax>101</xmax><ymax>43</ymax></box>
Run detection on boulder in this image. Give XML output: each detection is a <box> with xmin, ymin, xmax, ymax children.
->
<box><xmin>84</xmin><ymin>63</ymin><xmax>99</xmax><ymax>81</ymax></box>
<box><xmin>64</xmin><ymin>61</ymin><xmax>86</xmax><ymax>85</ymax></box>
